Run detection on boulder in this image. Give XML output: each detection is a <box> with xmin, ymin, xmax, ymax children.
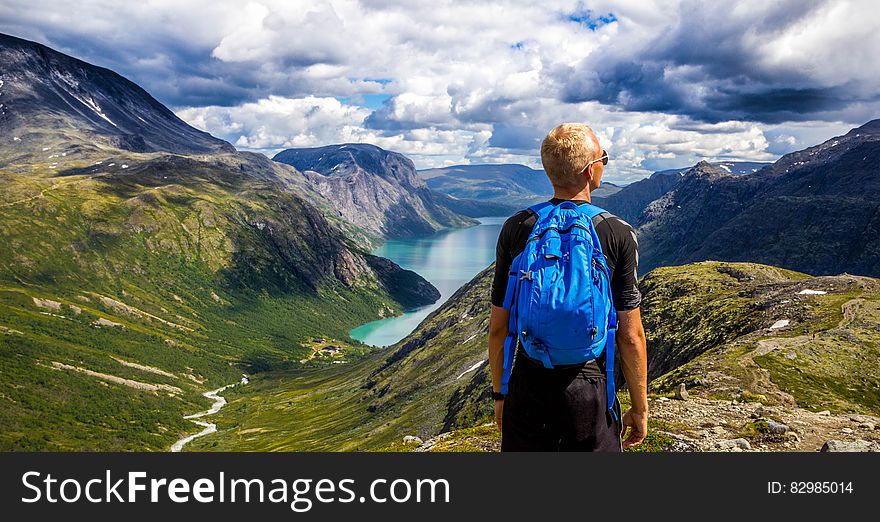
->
<box><xmin>766</xmin><ymin>420</ymin><xmax>789</xmax><ymax>434</ymax></box>
<box><xmin>674</xmin><ymin>383</ymin><xmax>689</xmax><ymax>401</ymax></box>
<box><xmin>820</xmin><ymin>440</ymin><xmax>880</xmax><ymax>452</ymax></box>
<box><xmin>403</xmin><ymin>436</ymin><xmax>423</xmax><ymax>445</ymax></box>
<box><xmin>716</xmin><ymin>438</ymin><xmax>751</xmax><ymax>451</ymax></box>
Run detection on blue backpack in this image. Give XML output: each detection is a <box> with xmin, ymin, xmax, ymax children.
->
<box><xmin>500</xmin><ymin>200</ymin><xmax>618</xmax><ymax>417</ymax></box>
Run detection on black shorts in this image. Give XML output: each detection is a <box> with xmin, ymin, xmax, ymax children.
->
<box><xmin>501</xmin><ymin>350</ymin><xmax>622</xmax><ymax>452</ymax></box>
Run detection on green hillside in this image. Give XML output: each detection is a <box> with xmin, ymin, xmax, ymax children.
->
<box><xmin>0</xmin><ymin>150</ymin><xmax>438</xmax><ymax>451</ymax></box>
<box><xmin>187</xmin><ymin>261</ymin><xmax>880</xmax><ymax>452</ymax></box>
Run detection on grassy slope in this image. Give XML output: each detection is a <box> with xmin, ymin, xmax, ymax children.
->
<box><xmin>186</xmin><ymin>267</ymin><xmax>496</xmax><ymax>451</ymax></box>
<box><xmin>0</xmin><ymin>153</ymin><xmax>417</xmax><ymax>451</ymax></box>
<box><xmin>644</xmin><ymin>262</ymin><xmax>880</xmax><ymax>414</ymax></box>
<box><xmin>190</xmin><ymin>261</ymin><xmax>880</xmax><ymax>452</ymax></box>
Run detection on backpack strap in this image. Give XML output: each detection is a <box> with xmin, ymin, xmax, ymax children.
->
<box><xmin>500</xmin><ymin>202</ymin><xmax>555</xmax><ymax>394</ymax></box>
<box><xmin>526</xmin><ymin>201</ymin><xmax>555</xmax><ymax>229</ymax></box>
<box><xmin>499</xmin><ymin>252</ymin><xmax>521</xmax><ymax>395</ymax></box>
<box><xmin>605</xmin><ymin>300</ymin><xmax>619</xmax><ymax>420</ymax></box>
<box><xmin>576</xmin><ymin>203</ymin><xmax>619</xmax><ymax>418</ymax></box>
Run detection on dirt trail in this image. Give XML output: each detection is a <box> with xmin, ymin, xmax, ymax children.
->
<box><xmin>734</xmin><ymin>295</ymin><xmax>865</xmax><ymax>406</ymax></box>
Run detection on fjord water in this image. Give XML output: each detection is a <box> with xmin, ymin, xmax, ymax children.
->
<box><xmin>350</xmin><ymin>217</ymin><xmax>506</xmax><ymax>346</ymax></box>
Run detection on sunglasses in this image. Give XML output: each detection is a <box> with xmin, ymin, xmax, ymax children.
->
<box><xmin>581</xmin><ymin>149</ymin><xmax>609</xmax><ymax>172</ymax></box>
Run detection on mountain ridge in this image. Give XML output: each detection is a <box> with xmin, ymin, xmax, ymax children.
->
<box><xmin>0</xmin><ymin>32</ymin><xmax>233</xmax><ymax>163</ymax></box>
<box><xmin>637</xmin><ymin>121</ymin><xmax>880</xmax><ymax>276</ymax></box>
<box><xmin>274</xmin><ymin>143</ymin><xmax>477</xmax><ymax>240</ymax></box>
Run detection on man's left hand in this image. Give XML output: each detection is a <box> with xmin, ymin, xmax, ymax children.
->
<box><xmin>620</xmin><ymin>408</ymin><xmax>648</xmax><ymax>449</ymax></box>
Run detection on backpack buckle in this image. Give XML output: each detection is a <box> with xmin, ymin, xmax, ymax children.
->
<box><xmin>519</xmin><ymin>270</ymin><xmax>532</xmax><ymax>281</ymax></box>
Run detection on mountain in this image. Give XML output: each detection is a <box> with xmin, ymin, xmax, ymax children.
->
<box><xmin>0</xmin><ymin>34</ymin><xmax>438</xmax><ymax>450</ymax></box>
<box><xmin>188</xmin><ymin>261</ymin><xmax>880</xmax><ymax>452</ymax></box>
<box><xmin>593</xmin><ymin>168</ymin><xmax>685</xmax><ymax>224</ymax></box>
<box><xmin>636</xmin><ymin>122</ymin><xmax>880</xmax><ymax>276</ymax></box>
<box><xmin>273</xmin><ymin>144</ymin><xmax>476</xmax><ymax>241</ymax></box>
<box><xmin>593</xmin><ymin>161</ymin><xmax>770</xmax><ymax>225</ymax></box>
<box><xmin>419</xmin><ymin>162</ymin><xmax>769</xmax><ymax>223</ymax></box>
<box><xmin>419</xmin><ymin>163</ymin><xmax>622</xmax><ymax>213</ymax></box>
<box><xmin>0</xmin><ymin>33</ymin><xmax>232</xmax><ymax>163</ymax></box>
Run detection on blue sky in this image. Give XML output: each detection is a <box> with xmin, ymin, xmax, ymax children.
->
<box><xmin>1</xmin><ymin>0</ymin><xmax>878</xmax><ymax>183</ymax></box>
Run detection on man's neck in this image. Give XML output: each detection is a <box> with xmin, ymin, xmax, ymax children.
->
<box><xmin>552</xmin><ymin>186</ymin><xmax>592</xmax><ymax>202</ymax></box>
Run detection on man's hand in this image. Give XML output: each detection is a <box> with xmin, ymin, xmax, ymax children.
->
<box><xmin>620</xmin><ymin>408</ymin><xmax>648</xmax><ymax>449</ymax></box>
<box><xmin>494</xmin><ymin>398</ymin><xmax>504</xmax><ymax>430</ymax></box>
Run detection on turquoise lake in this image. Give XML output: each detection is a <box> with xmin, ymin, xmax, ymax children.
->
<box><xmin>349</xmin><ymin>216</ymin><xmax>506</xmax><ymax>346</ymax></box>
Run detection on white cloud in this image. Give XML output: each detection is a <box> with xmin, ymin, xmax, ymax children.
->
<box><xmin>3</xmin><ymin>0</ymin><xmax>878</xmax><ymax>181</ymax></box>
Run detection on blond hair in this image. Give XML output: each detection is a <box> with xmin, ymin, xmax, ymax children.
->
<box><xmin>540</xmin><ymin>123</ymin><xmax>601</xmax><ymax>189</ymax></box>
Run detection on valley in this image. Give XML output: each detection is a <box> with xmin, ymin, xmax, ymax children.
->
<box><xmin>188</xmin><ymin>261</ymin><xmax>879</xmax><ymax>452</ymax></box>
<box><xmin>2</xmin><ymin>31</ymin><xmax>879</xmax><ymax>454</ymax></box>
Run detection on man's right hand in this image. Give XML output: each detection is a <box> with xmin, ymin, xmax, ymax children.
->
<box><xmin>494</xmin><ymin>399</ymin><xmax>504</xmax><ymax>430</ymax></box>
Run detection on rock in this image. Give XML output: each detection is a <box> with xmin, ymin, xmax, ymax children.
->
<box><xmin>674</xmin><ymin>383</ymin><xmax>689</xmax><ymax>401</ymax></box>
<box><xmin>816</xmin><ymin>410</ymin><xmax>831</xmax><ymax>416</ymax></box>
<box><xmin>840</xmin><ymin>428</ymin><xmax>854</xmax><ymax>434</ymax></box>
<box><xmin>716</xmin><ymin>438</ymin><xmax>751</xmax><ymax>451</ymax></box>
<box><xmin>820</xmin><ymin>440</ymin><xmax>880</xmax><ymax>452</ymax></box>
<box><xmin>766</xmin><ymin>420</ymin><xmax>789</xmax><ymax>434</ymax></box>
<box><xmin>750</xmin><ymin>405</ymin><xmax>765</xmax><ymax>419</ymax></box>
<box><xmin>403</xmin><ymin>436</ymin><xmax>423</xmax><ymax>445</ymax></box>
<box><xmin>657</xmin><ymin>397</ymin><xmax>670</xmax><ymax>402</ymax></box>
<box><xmin>656</xmin><ymin>431</ymin><xmax>701</xmax><ymax>452</ymax></box>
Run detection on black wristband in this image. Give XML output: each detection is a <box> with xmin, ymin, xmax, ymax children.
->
<box><xmin>491</xmin><ymin>391</ymin><xmax>507</xmax><ymax>401</ymax></box>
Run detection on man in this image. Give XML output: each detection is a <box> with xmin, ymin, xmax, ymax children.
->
<box><xmin>488</xmin><ymin>123</ymin><xmax>648</xmax><ymax>451</ymax></box>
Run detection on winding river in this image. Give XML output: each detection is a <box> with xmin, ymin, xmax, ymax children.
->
<box><xmin>349</xmin><ymin>216</ymin><xmax>506</xmax><ymax>346</ymax></box>
<box><xmin>170</xmin><ymin>375</ymin><xmax>248</xmax><ymax>452</ymax></box>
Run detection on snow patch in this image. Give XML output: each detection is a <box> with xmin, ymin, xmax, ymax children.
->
<box><xmin>770</xmin><ymin>319</ymin><xmax>790</xmax><ymax>329</ymax></box>
<box><xmin>69</xmin><ymin>91</ymin><xmax>117</xmax><ymax>127</ymax></box>
<box><xmin>121</xmin><ymin>164</ymin><xmax>129</xmax><ymax>169</ymax></box>
<box><xmin>718</xmin><ymin>164</ymin><xmax>731</xmax><ymax>172</ymax></box>
<box><xmin>456</xmin><ymin>359</ymin><xmax>486</xmax><ymax>380</ymax></box>
<box><xmin>798</xmin><ymin>289</ymin><xmax>827</xmax><ymax>295</ymax></box>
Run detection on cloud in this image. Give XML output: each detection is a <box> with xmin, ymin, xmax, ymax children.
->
<box><xmin>562</xmin><ymin>0</ymin><xmax>880</xmax><ymax>123</ymax></box>
<box><xmin>2</xmin><ymin>0</ymin><xmax>878</xmax><ymax>182</ymax></box>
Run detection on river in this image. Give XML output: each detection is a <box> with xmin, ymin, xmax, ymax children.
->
<box><xmin>349</xmin><ymin>216</ymin><xmax>506</xmax><ymax>347</ymax></box>
<box><xmin>170</xmin><ymin>375</ymin><xmax>249</xmax><ymax>452</ymax></box>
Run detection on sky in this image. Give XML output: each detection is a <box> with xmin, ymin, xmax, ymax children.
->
<box><xmin>1</xmin><ymin>0</ymin><xmax>879</xmax><ymax>183</ymax></box>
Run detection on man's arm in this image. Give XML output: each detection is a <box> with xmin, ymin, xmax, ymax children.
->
<box><xmin>488</xmin><ymin>305</ymin><xmax>510</xmax><ymax>429</ymax></box>
<box><xmin>617</xmin><ymin>307</ymin><xmax>648</xmax><ymax>448</ymax></box>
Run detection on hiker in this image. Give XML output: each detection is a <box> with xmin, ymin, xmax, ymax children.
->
<box><xmin>487</xmin><ymin>123</ymin><xmax>648</xmax><ymax>451</ymax></box>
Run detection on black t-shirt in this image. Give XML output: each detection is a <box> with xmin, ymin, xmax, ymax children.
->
<box><xmin>491</xmin><ymin>198</ymin><xmax>642</xmax><ymax>379</ymax></box>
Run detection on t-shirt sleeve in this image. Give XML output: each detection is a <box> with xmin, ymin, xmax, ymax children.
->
<box><xmin>609</xmin><ymin>218</ymin><xmax>642</xmax><ymax>311</ymax></box>
<box><xmin>490</xmin><ymin>223</ymin><xmax>513</xmax><ymax>307</ymax></box>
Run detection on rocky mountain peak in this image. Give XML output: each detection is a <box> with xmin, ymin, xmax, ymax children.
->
<box><xmin>686</xmin><ymin>160</ymin><xmax>726</xmax><ymax>179</ymax></box>
<box><xmin>273</xmin><ymin>143</ymin><xmax>474</xmax><ymax>240</ymax></box>
<box><xmin>0</xmin><ymin>33</ymin><xmax>234</xmax><ymax>161</ymax></box>
<box><xmin>274</xmin><ymin>143</ymin><xmax>424</xmax><ymax>190</ymax></box>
